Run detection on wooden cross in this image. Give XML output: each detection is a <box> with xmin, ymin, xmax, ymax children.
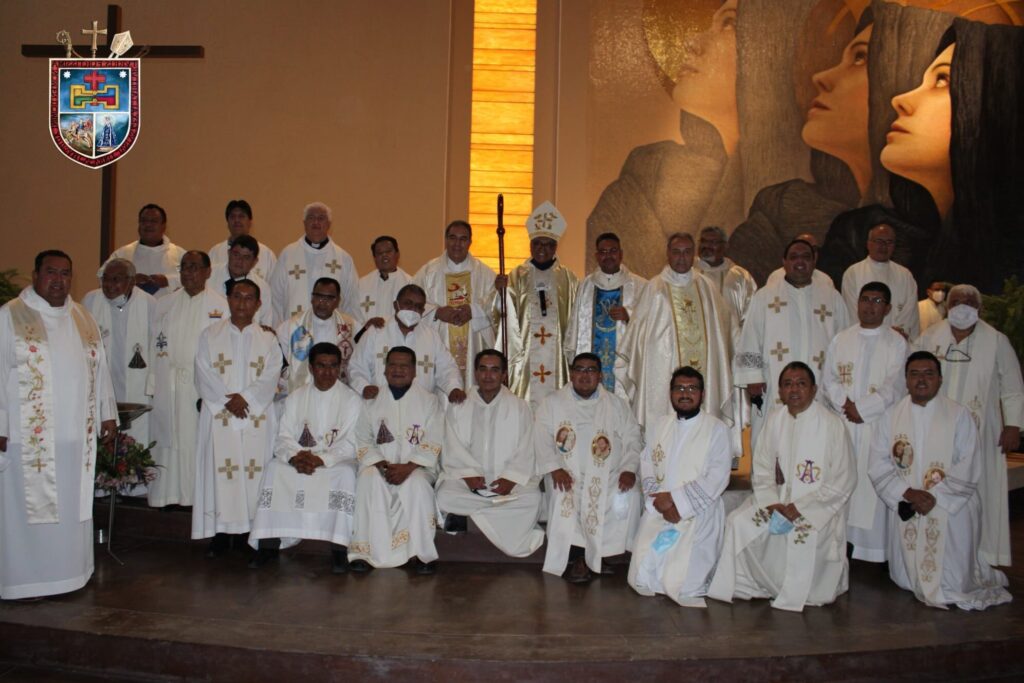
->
<box><xmin>250</xmin><ymin>356</ymin><xmax>265</xmax><ymax>377</ymax></box>
<box><xmin>217</xmin><ymin>458</ymin><xmax>239</xmax><ymax>480</ymax></box>
<box><xmin>375</xmin><ymin>345</ymin><xmax>391</xmax><ymax>362</ymax></box>
<box><xmin>215</xmin><ymin>409</ymin><xmax>232</xmax><ymax>427</ymax></box>
<box><xmin>360</xmin><ymin>295</ymin><xmax>375</xmax><ymax>313</ymax></box>
<box><xmin>21</xmin><ymin>5</ymin><xmax>204</xmax><ymax>264</ymax></box>
<box><xmin>813</xmin><ymin>305</ymin><xmax>832</xmax><ymax>324</ymax></box>
<box><xmin>533</xmin><ymin>326</ymin><xmax>553</xmax><ymax>346</ymax></box>
<box><xmin>212</xmin><ymin>353</ymin><xmax>232</xmax><ymax>375</ymax></box>
<box><xmin>767</xmin><ymin>296</ymin><xmax>788</xmax><ymax>314</ymax></box>
<box><xmin>532</xmin><ymin>364</ymin><xmax>552</xmax><ymax>383</ymax></box>
<box><xmin>288</xmin><ymin>265</ymin><xmax>307</xmax><ymax>281</ymax></box>
<box><xmin>245</xmin><ymin>459</ymin><xmax>262</xmax><ymax>480</ymax></box>
<box><xmin>251</xmin><ymin>413</ymin><xmax>266</xmax><ymax>428</ymax></box>
<box><xmin>770</xmin><ymin>341</ymin><xmax>789</xmax><ymax>363</ymax></box>
<box><xmin>31</xmin><ymin>457</ymin><xmax>48</xmax><ymax>473</ymax></box>
<box><xmin>812</xmin><ymin>351</ymin><xmax>826</xmax><ymax>370</ymax></box>
<box><xmin>324</xmin><ymin>259</ymin><xmax>342</xmax><ymax>275</ymax></box>
<box><xmin>418</xmin><ymin>355</ymin><xmax>434</xmax><ymax>374</ymax></box>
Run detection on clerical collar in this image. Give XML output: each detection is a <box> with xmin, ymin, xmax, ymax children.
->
<box><xmin>389</xmin><ymin>385</ymin><xmax>411</xmax><ymax>400</ymax></box>
<box><xmin>304</xmin><ymin>237</ymin><xmax>330</xmax><ymax>250</ymax></box>
<box><xmin>660</xmin><ymin>265</ymin><xmax>692</xmax><ymax>287</ymax></box>
<box><xmin>857</xmin><ymin>325</ymin><xmax>883</xmax><ymax>336</ymax></box>
<box><xmin>378</xmin><ymin>270</ymin><xmax>392</xmax><ymax>281</ymax></box>
<box><xmin>531</xmin><ymin>258</ymin><xmax>556</xmax><ymax>271</ymax></box>
<box><xmin>676</xmin><ymin>408</ymin><xmax>700</xmax><ymax>421</ymax></box>
<box><xmin>571</xmin><ymin>387</ymin><xmax>599</xmax><ymax>401</ymax></box>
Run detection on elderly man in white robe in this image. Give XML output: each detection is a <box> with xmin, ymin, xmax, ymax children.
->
<box><xmin>616</xmin><ymin>232</ymin><xmax>737</xmax><ymax>456</ymax></box>
<box><xmin>565</xmin><ymin>232</ymin><xmax>645</xmax><ymax>398</ymax></box>
<box><xmin>0</xmin><ymin>250</ymin><xmax>117</xmax><ymax>599</ymax></box>
<box><xmin>823</xmin><ymin>282</ymin><xmax>907</xmax><ymax>563</ymax></box>
<box><xmin>735</xmin><ymin>238</ymin><xmax>849</xmax><ymax>449</ymax></box>
<box><xmin>437</xmin><ymin>350</ymin><xmax>544</xmax><ymax>557</ymax></box>
<box><xmin>209</xmin><ymin>199</ymin><xmax>277</xmax><ymax>280</ymax></box>
<box><xmin>628</xmin><ymin>367</ymin><xmax>731</xmax><ymax>608</ymax></box>
<box><xmin>277</xmin><ymin>277</ymin><xmax>357</xmax><ymax>393</ymax></box>
<box><xmin>535</xmin><ymin>353</ymin><xmax>643</xmax><ymax>583</ymax></box>
<box><xmin>869</xmin><ymin>352</ymin><xmax>1011</xmax><ymax>610</ymax></box>
<box><xmin>348</xmin><ymin>284</ymin><xmax>465</xmax><ymax>405</ymax></box>
<box><xmin>709</xmin><ymin>362</ymin><xmax>856</xmax><ymax>612</ymax></box>
<box><xmin>210</xmin><ymin>235</ymin><xmax>274</xmax><ymax>328</ymax></box>
<box><xmin>270</xmin><ymin>201</ymin><xmax>359</xmax><ymax>321</ymax></box>
<box><xmin>916</xmin><ymin>284</ymin><xmax>1024</xmax><ymax>567</ymax></box>
<box><xmin>147</xmin><ymin>251</ymin><xmax>227</xmax><ymax>509</ymax></box>
<box><xmin>349</xmin><ymin>347</ymin><xmax>443</xmax><ymax>575</ymax></box>
<box><xmin>354</xmin><ymin>235</ymin><xmax>411</xmax><ymax>332</ymax></box>
<box><xmin>248</xmin><ymin>343</ymin><xmax>362</xmax><ymax>573</ymax></box>
<box><xmin>696</xmin><ymin>226</ymin><xmax>757</xmax><ymax>331</ymax></box>
<box><xmin>840</xmin><ymin>222</ymin><xmax>920</xmax><ymax>340</ymax></box>
<box><xmin>104</xmin><ymin>204</ymin><xmax>186</xmax><ymax>298</ymax></box>
<box><xmin>415</xmin><ymin>220</ymin><xmax>497</xmax><ymax>389</ymax></box>
<box><xmin>83</xmin><ymin>258</ymin><xmax>156</xmax><ymax>449</ymax></box>
<box><xmin>193</xmin><ymin>279</ymin><xmax>283</xmax><ymax>557</ymax></box>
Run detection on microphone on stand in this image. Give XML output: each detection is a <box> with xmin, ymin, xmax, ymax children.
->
<box><xmin>538</xmin><ymin>284</ymin><xmax>548</xmax><ymax>317</ymax></box>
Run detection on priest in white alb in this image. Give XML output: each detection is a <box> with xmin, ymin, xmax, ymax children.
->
<box><xmin>208</xmin><ymin>199</ymin><xmax>277</xmax><ymax>280</ymax></box>
<box><xmin>495</xmin><ymin>202</ymin><xmax>579</xmax><ymax>409</ymax></box>
<box><xmin>918</xmin><ymin>281</ymin><xmax>948</xmax><ymax>335</ymax></box>
<box><xmin>414</xmin><ymin>220</ymin><xmax>496</xmax><ymax>390</ymax></box>
<box><xmin>192</xmin><ymin>279</ymin><xmax>283</xmax><ymax>556</ymax></box>
<box><xmin>735</xmin><ymin>238</ymin><xmax>849</xmax><ymax>448</ymax></box>
<box><xmin>348</xmin><ymin>284</ymin><xmax>465</xmax><ymax>404</ymax></box>
<box><xmin>103</xmin><ymin>204</ymin><xmax>186</xmax><ymax>298</ymax></box>
<box><xmin>823</xmin><ymin>282</ymin><xmax>907</xmax><ymax>562</ymax></box>
<box><xmin>270</xmin><ymin>202</ymin><xmax>359</xmax><ymax>321</ymax></box>
<box><xmin>277</xmin><ymin>277</ymin><xmax>357</xmax><ymax>393</ymax></box>
<box><xmin>869</xmin><ymin>352</ymin><xmax>1011</xmax><ymax>610</ymax></box>
<box><xmin>353</xmin><ymin>235</ymin><xmax>411</xmax><ymax>331</ymax></box>
<box><xmin>248</xmin><ymin>343</ymin><xmax>363</xmax><ymax>573</ymax></box>
<box><xmin>349</xmin><ymin>347</ymin><xmax>443</xmax><ymax>574</ymax></box>
<box><xmin>708</xmin><ymin>362</ymin><xmax>856</xmax><ymax>612</ymax></box>
<box><xmin>916</xmin><ymin>284</ymin><xmax>1024</xmax><ymax>567</ymax></box>
<box><xmin>437</xmin><ymin>350</ymin><xmax>544</xmax><ymax>557</ymax></box>
<box><xmin>83</xmin><ymin>258</ymin><xmax>156</xmax><ymax>448</ymax></box>
<box><xmin>0</xmin><ymin>250</ymin><xmax>117</xmax><ymax>599</ymax></box>
<box><xmin>535</xmin><ymin>353</ymin><xmax>643</xmax><ymax>583</ymax></box>
<box><xmin>628</xmin><ymin>367</ymin><xmax>732</xmax><ymax>608</ymax></box>
<box><xmin>209</xmin><ymin>235</ymin><xmax>274</xmax><ymax>327</ymax></box>
<box><xmin>565</xmin><ymin>232</ymin><xmax>645</xmax><ymax>398</ymax></box>
<box><xmin>840</xmin><ymin>222</ymin><xmax>919</xmax><ymax>339</ymax></box>
<box><xmin>696</xmin><ymin>226</ymin><xmax>757</xmax><ymax>332</ymax></box>
<box><xmin>146</xmin><ymin>251</ymin><xmax>227</xmax><ymax>508</ymax></box>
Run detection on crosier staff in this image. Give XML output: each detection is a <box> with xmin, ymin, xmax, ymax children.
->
<box><xmin>496</xmin><ymin>194</ymin><xmax>508</xmax><ymax>379</ymax></box>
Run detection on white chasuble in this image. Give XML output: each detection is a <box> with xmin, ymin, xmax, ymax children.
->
<box><xmin>917</xmin><ymin>320</ymin><xmax>1024</xmax><ymax>566</ymax></box>
<box><xmin>628</xmin><ymin>412</ymin><xmax>731</xmax><ymax>607</ymax></box>
<box><xmin>350</xmin><ymin>384</ymin><xmax>443</xmax><ymax>568</ymax></box>
<box><xmin>438</xmin><ymin>387</ymin><xmax>544</xmax><ymax>557</ymax></box>
<box><xmin>192</xmin><ymin>320</ymin><xmax>282</xmax><ymax>537</ymax></box>
<box><xmin>271</xmin><ymin>238</ymin><xmax>359</xmax><ymax>322</ymax></box>
<box><xmin>104</xmin><ymin>237</ymin><xmax>187</xmax><ymax>298</ymax></box>
<box><xmin>823</xmin><ymin>325</ymin><xmax>907</xmax><ymax>561</ymax></box>
<box><xmin>354</xmin><ymin>268</ymin><xmax>412</xmax><ymax>327</ymax></box>
<box><xmin>708</xmin><ymin>402</ymin><xmax>856</xmax><ymax>612</ymax></box>
<box><xmin>146</xmin><ymin>288</ymin><xmax>226</xmax><ymax>507</ymax></box>
<box><xmin>348</xmin><ymin>319</ymin><xmax>462</xmax><ymax>399</ymax></box>
<box><xmin>535</xmin><ymin>386</ymin><xmax>643</xmax><ymax>575</ymax></box>
<box><xmin>697</xmin><ymin>257</ymin><xmax>757</xmax><ymax>332</ymax></box>
<box><xmin>869</xmin><ymin>396</ymin><xmax>1011</xmax><ymax>610</ymax></box>
<box><xmin>841</xmin><ymin>258</ymin><xmax>920</xmax><ymax>339</ymax></box>
<box><xmin>277</xmin><ymin>309</ymin><xmax>356</xmax><ymax>393</ymax></box>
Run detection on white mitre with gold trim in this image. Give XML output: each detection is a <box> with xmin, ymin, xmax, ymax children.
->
<box><xmin>526</xmin><ymin>201</ymin><xmax>567</xmax><ymax>242</ymax></box>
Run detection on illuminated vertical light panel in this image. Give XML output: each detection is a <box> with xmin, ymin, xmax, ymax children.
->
<box><xmin>468</xmin><ymin>0</ymin><xmax>537</xmax><ymax>271</ymax></box>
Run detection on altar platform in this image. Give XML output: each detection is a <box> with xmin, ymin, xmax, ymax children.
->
<box><xmin>0</xmin><ymin>490</ymin><xmax>1022</xmax><ymax>682</ymax></box>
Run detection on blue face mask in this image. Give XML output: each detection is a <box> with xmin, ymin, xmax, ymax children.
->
<box><xmin>652</xmin><ymin>527</ymin><xmax>681</xmax><ymax>553</ymax></box>
<box><xmin>768</xmin><ymin>510</ymin><xmax>794</xmax><ymax>535</ymax></box>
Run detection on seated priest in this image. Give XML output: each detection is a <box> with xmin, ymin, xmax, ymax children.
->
<box><xmin>248</xmin><ymin>343</ymin><xmax>362</xmax><ymax>572</ymax></box>
<box><xmin>708</xmin><ymin>362</ymin><xmax>856</xmax><ymax>612</ymax></box>
<box><xmin>349</xmin><ymin>346</ymin><xmax>443</xmax><ymax>575</ymax></box>
<box><xmin>868</xmin><ymin>351</ymin><xmax>1012</xmax><ymax>610</ymax></box>
<box><xmin>534</xmin><ymin>353</ymin><xmax>643</xmax><ymax>584</ymax></box>
<box><xmin>628</xmin><ymin>366</ymin><xmax>732</xmax><ymax>608</ymax></box>
<box><xmin>437</xmin><ymin>350</ymin><xmax>544</xmax><ymax>558</ymax></box>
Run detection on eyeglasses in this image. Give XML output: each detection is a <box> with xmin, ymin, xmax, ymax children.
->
<box><xmin>311</xmin><ymin>293</ymin><xmax>338</xmax><ymax>301</ymax></box>
<box><xmin>858</xmin><ymin>296</ymin><xmax>889</xmax><ymax>305</ymax></box>
<box><xmin>944</xmin><ymin>345</ymin><xmax>971</xmax><ymax>363</ymax></box>
<box><xmin>571</xmin><ymin>366</ymin><xmax>601</xmax><ymax>374</ymax></box>
<box><xmin>671</xmin><ymin>385</ymin><xmax>702</xmax><ymax>394</ymax></box>
<box><xmin>596</xmin><ymin>248</ymin><xmax>621</xmax><ymax>256</ymax></box>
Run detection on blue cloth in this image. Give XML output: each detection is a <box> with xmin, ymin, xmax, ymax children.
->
<box><xmin>652</xmin><ymin>527</ymin><xmax>680</xmax><ymax>553</ymax></box>
<box><xmin>592</xmin><ymin>287</ymin><xmax>622</xmax><ymax>391</ymax></box>
<box><xmin>290</xmin><ymin>325</ymin><xmax>312</xmax><ymax>361</ymax></box>
<box><xmin>768</xmin><ymin>510</ymin><xmax>794</xmax><ymax>535</ymax></box>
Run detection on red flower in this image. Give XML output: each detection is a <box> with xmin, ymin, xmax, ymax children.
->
<box><xmin>34</xmin><ymin>426</ymin><xmax>42</xmax><ymax>434</ymax></box>
<box><xmin>116</xmin><ymin>461</ymin><xmax>127</xmax><ymax>474</ymax></box>
<box><xmin>29</xmin><ymin>345</ymin><xmax>37</xmax><ymax>353</ymax></box>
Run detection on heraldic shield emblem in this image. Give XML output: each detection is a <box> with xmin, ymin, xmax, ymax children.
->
<box><xmin>49</xmin><ymin>58</ymin><xmax>140</xmax><ymax>168</ymax></box>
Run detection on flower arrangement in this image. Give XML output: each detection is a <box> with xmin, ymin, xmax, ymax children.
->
<box><xmin>95</xmin><ymin>432</ymin><xmax>159</xmax><ymax>494</ymax></box>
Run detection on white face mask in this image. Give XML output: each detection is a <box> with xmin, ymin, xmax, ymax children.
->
<box><xmin>396</xmin><ymin>309</ymin><xmax>421</xmax><ymax>327</ymax></box>
<box><xmin>930</xmin><ymin>290</ymin><xmax>945</xmax><ymax>304</ymax></box>
<box><xmin>110</xmin><ymin>293</ymin><xmax>129</xmax><ymax>308</ymax></box>
<box><xmin>947</xmin><ymin>303</ymin><xmax>979</xmax><ymax>329</ymax></box>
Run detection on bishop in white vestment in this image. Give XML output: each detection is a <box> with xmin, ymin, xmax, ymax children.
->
<box><xmin>869</xmin><ymin>352</ymin><xmax>1011</xmax><ymax>610</ymax></box>
<box><xmin>437</xmin><ymin>350</ymin><xmax>544</xmax><ymax>558</ymax></box>
<box><xmin>916</xmin><ymin>285</ymin><xmax>1024</xmax><ymax>567</ymax></box>
<box><xmin>840</xmin><ymin>224</ymin><xmax>919</xmax><ymax>339</ymax></box>
<box><xmin>349</xmin><ymin>348</ymin><xmax>443</xmax><ymax>572</ymax></box>
<box><xmin>709</xmin><ymin>363</ymin><xmax>856</xmax><ymax>612</ymax></box>
<box><xmin>822</xmin><ymin>282</ymin><xmax>908</xmax><ymax>562</ymax></box>
<box><xmin>192</xmin><ymin>281</ymin><xmax>283</xmax><ymax>544</ymax></box>
<box><xmin>353</xmin><ymin>236</ymin><xmax>411</xmax><ymax>329</ymax></box>
<box><xmin>535</xmin><ymin>354</ymin><xmax>643</xmax><ymax>581</ymax></box>
<box><xmin>0</xmin><ymin>252</ymin><xmax>117</xmax><ymax>599</ymax></box>
<box><xmin>277</xmin><ymin>278</ymin><xmax>357</xmax><ymax>393</ymax></box>
<box><xmin>628</xmin><ymin>367</ymin><xmax>732</xmax><ymax>608</ymax></box>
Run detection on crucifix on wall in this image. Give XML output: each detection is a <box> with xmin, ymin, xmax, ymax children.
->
<box><xmin>21</xmin><ymin>4</ymin><xmax>204</xmax><ymax>265</ymax></box>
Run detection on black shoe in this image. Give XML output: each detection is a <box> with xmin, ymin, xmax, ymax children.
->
<box><xmin>598</xmin><ymin>562</ymin><xmax>616</xmax><ymax>576</ymax></box>
<box><xmin>443</xmin><ymin>514</ymin><xmax>468</xmax><ymax>534</ymax></box>
<box><xmin>331</xmin><ymin>546</ymin><xmax>350</xmax><ymax>575</ymax></box>
<box><xmin>247</xmin><ymin>538</ymin><xmax>280</xmax><ymax>569</ymax></box>
<box><xmin>415</xmin><ymin>559</ymin><xmax>437</xmax><ymax>576</ymax></box>
<box><xmin>349</xmin><ymin>559</ymin><xmax>373</xmax><ymax>573</ymax></box>
<box><xmin>564</xmin><ymin>556</ymin><xmax>592</xmax><ymax>584</ymax></box>
<box><xmin>205</xmin><ymin>533</ymin><xmax>229</xmax><ymax>558</ymax></box>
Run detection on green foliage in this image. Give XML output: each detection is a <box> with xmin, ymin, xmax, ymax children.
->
<box><xmin>0</xmin><ymin>269</ymin><xmax>22</xmax><ymax>306</ymax></box>
<box><xmin>982</xmin><ymin>277</ymin><xmax>1024</xmax><ymax>361</ymax></box>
